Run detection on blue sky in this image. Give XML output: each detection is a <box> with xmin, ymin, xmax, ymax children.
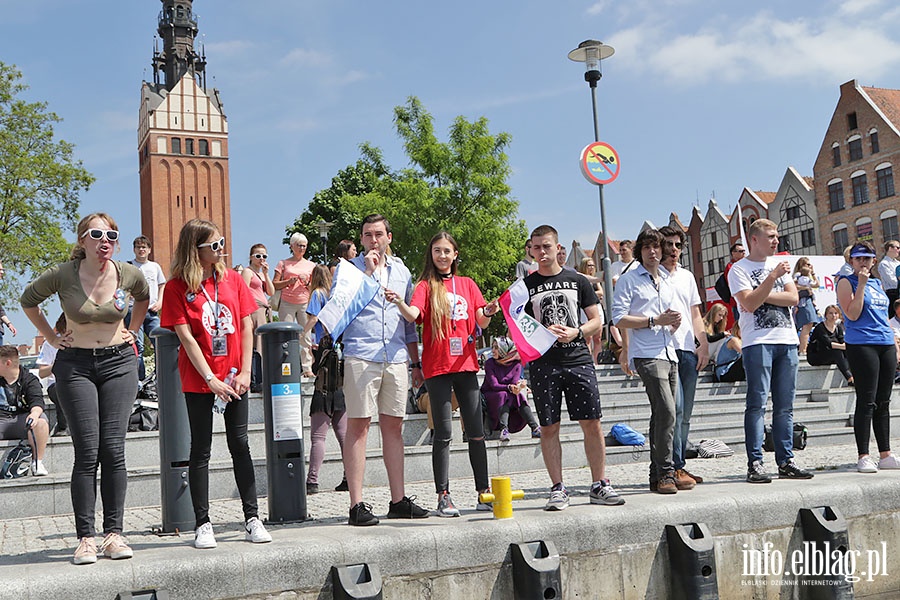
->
<box><xmin>3</xmin><ymin>0</ymin><xmax>900</xmax><ymax>344</ymax></box>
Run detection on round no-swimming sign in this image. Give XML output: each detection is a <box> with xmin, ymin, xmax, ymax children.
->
<box><xmin>580</xmin><ymin>141</ymin><xmax>620</xmax><ymax>185</ymax></box>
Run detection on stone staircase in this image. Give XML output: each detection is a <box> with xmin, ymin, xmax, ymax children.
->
<box><xmin>1</xmin><ymin>363</ymin><xmax>892</xmax><ymax>519</ymax></box>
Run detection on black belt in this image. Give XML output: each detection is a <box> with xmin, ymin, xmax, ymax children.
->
<box><xmin>61</xmin><ymin>342</ymin><xmax>133</xmax><ymax>357</ymax></box>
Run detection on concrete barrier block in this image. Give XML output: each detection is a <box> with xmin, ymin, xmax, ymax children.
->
<box><xmin>846</xmin><ymin>512</ymin><xmax>900</xmax><ymax>598</ymax></box>
<box><xmin>132</xmin><ymin>544</ymin><xmax>244</xmax><ymax>600</ymax></box>
<box><xmin>737</xmin><ymin>486</ymin><xmax>805</xmax><ymax>531</ymax></box>
<box><xmin>340</xmin><ymin>524</ymin><xmax>441</xmax><ymax>578</ymax></box>
<box><xmin>427</xmin><ymin>564</ymin><xmax>513</xmax><ymax>600</ymax></box>
<box><xmin>431</xmin><ymin>517</ymin><xmax>520</xmax><ymax>572</ymax></box>
<box><xmin>25</xmin><ymin>560</ymin><xmax>136</xmax><ymax>600</ymax></box>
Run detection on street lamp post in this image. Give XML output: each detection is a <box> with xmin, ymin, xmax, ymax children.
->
<box><xmin>568</xmin><ymin>39</ymin><xmax>616</xmax><ymax>331</ymax></box>
<box><xmin>316</xmin><ymin>219</ymin><xmax>333</xmax><ymax>264</ymax></box>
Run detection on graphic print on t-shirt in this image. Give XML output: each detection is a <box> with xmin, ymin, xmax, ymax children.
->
<box><xmin>539</xmin><ymin>291</ymin><xmax>577</xmax><ymax>328</ymax></box>
<box><xmin>201</xmin><ymin>299</ymin><xmax>236</xmax><ymax>335</ymax></box>
<box><xmin>448</xmin><ymin>293</ymin><xmax>468</xmax><ymax>321</ymax></box>
<box><xmin>748</xmin><ymin>266</ymin><xmax>792</xmax><ymax>330</ymax></box>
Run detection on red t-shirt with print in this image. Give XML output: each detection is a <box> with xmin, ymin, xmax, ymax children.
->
<box><xmin>160</xmin><ymin>270</ymin><xmax>257</xmax><ymax>393</ymax></box>
<box><xmin>410</xmin><ymin>276</ymin><xmax>486</xmax><ymax>379</ymax></box>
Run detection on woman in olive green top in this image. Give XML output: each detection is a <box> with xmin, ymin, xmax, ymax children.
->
<box><xmin>21</xmin><ymin>212</ymin><xmax>150</xmax><ymax>565</ymax></box>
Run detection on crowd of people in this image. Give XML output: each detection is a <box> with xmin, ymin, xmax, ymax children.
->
<box><xmin>1</xmin><ymin>211</ymin><xmax>898</xmax><ymax>566</ymax></box>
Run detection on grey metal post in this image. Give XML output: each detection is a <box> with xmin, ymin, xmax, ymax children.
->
<box><xmin>150</xmin><ymin>326</ymin><xmax>193</xmax><ymax>533</ymax></box>
<box><xmin>258</xmin><ymin>321</ymin><xmax>307</xmax><ymax>523</ymax></box>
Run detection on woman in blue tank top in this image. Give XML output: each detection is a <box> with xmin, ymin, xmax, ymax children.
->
<box><xmin>837</xmin><ymin>241</ymin><xmax>899</xmax><ymax>473</ymax></box>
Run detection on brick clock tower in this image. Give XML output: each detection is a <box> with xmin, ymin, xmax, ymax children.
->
<box><xmin>138</xmin><ymin>0</ymin><xmax>230</xmax><ymax>271</ymax></box>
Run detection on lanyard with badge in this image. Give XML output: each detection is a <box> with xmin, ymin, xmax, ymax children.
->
<box><xmin>447</xmin><ymin>276</ymin><xmax>473</xmax><ymax>356</ymax></box>
<box><xmin>199</xmin><ymin>273</ymin><xmax>227</xmax><ymax>356</ymax></box>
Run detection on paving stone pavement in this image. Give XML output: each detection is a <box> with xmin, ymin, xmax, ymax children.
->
<box><xmin>0</xmin><ymin>440</ymin><xmax>868</xmax><ymax>559</ymax></box>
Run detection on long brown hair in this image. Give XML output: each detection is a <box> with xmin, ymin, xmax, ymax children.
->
<box><xmin>308</xmin><ymin>264</ymin><xmax>332</xmax><ymax>299</ymax></box>
<box><xmin>71</xmin><ymin>212</ymin><xmax>119</xmax><ymax>260</ymax></box>
<box><xmin>420</xmin><ymin>232</ymin><xmax>459</xmax><ymax>341</ymax></box>
<box><xmin>171</xmin><ymin>219</ymin><xmax>226</xmax><ymax>291</ymax></box>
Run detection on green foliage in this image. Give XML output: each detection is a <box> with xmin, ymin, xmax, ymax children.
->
<box><xmin>290</xmin><ymin>97</ymin><xmax>525</xmax><ymax>311</ymax></box>
<box><xmin>0</xmin><ymin>62</ymin><xmax>94</xmax><ymax>304</ymax></box>
<box><xmin>282</xmin><ymin>145</ymin><xmax>388</xmax><ymax>262</ymax></box>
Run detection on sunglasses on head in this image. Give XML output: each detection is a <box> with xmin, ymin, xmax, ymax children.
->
<box><xmin>198</xmin><ymin>237</ymin><xmax>226</xmax><ymax>252</ymax></box>
<box><xmin>81</xmin><ymin>229</ymin><xmax>119</xmax><ymax>242</ymax></box>
<box><xmin>253</xmin><ymin>253</ymin><xmax>268</xmax><ymax>260</ymax></box>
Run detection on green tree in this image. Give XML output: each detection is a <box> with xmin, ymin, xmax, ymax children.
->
<box><xmin>0</xmin><ymin>62</ymin><xmax>94</xmax><ymax>304</ymax></box>
<box><xmin>346</xmin><ymin>97</ymin><xmax>526</xmax><ymax>302</ymax></box>
<box><xmin>282</xmin><ymin>144</ymin><xmax>389</xmax><ymax>262</ymax></box>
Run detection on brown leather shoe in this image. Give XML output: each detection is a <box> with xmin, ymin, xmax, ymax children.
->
<box><xmin>682</xmin><ymin>469</ymin><xmax>703</xmax><ymax>484</ymax></box>
<box><xmin>674</xmin><ymin>469</ymin><xmax>697</xmax><ymax>490</ymax></box>
<box><xmin>657</xmin><ymin>475</ymin><xmax>677</xmax><ymax>494</ymax></box>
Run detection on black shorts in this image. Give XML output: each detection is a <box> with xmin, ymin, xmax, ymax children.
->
<box><xmin>0</xmin><ymin>412</ymin><xmax>48</xmax><ymax>440</ymax></box>
<box><xmin>529</xmin><ymin>362</ymin><xmax>602</xmax><ymax>426</ymax></box>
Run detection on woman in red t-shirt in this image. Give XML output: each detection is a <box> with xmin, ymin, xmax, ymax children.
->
<box><xmin>388</xmin><ymin>232</ymin><xmax>499</xmax><ymax>517</ymax></box>
<box><xmin>160</xmin><ymin>219</ymin><xmax>271</xmax><ymax>549</ymax></box>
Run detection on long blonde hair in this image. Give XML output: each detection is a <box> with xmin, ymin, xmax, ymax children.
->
<box><xmin>308</xmin><ymin>264</ymin><xmax>332</xmax><ymax>299</ymax></box>
<box><xmin>71</xmin><ymin>212</ymin><xmax>119</xmax><ymax>260</ymax></box>
<box><xmin>171</xmin><ymin>219</ymin><xmax>226</xmax><ymax>291</ymax></box>
<box><xmin>704</xmin><ymin>303</ymin><xmax>728</xmax><ymax>335</ymax></box>
<box><xmin>420</xmin><ymin>232</ymin><xmax>458</xmax><ymax>342</ymax></box>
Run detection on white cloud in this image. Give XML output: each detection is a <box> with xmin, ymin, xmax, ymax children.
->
<box><xmin>605</xmin><ymin>7</ymin><xmax>900</xmax><ymax>86</ymax></box>
<box><xmin>837</xmin><ymin>0</ymin><xmax>884</xmax><ymax>16</ymax></box>
<box><xmin>280</xmin><ymin>48</ymin><xmax>333</xmax><ymax>68</ymax></box>
<box><xmin>586</xmin><ymin>1</ymin><xmax>609</xmax><ymax>16</ymax></box>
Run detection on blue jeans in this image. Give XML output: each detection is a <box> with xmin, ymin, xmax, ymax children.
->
<box><xmin>743</xmin><ymin>344</ymin><xmax>798</xmax><ymax>468</ymax></box>
<box><xmin>124</xmin><ymin>309</ymin><xmax>160</xmax><ymax>381</ymax></box>
<box><xmin>673</xmin><ymin>349</ymin><xmax>698</xmax><ymax>470</ymax></box>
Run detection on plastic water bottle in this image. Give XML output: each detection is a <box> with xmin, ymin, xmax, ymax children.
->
<box><xmin>213</xmin><ymin>367</ymin><xmax>239</xmax><ymax>414</ymax></box>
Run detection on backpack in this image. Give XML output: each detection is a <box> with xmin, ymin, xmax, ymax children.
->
<box><xmin>1</xmin><ymin>428</ymin><xmax>35</xmax><ymax>479</ymax></box>
<box><xmin>763</xmin><ymin>422</ymin><xmax>808</xmax><ymax>452</ymax></box>
<box><xmin>714</xmin><ymin>273</ymin><xmax>732</xmax><ymax>303</ymax></box>
<box><xmin>609</xmin><ymin>423</ymin><xmax>646</xmax><ymax>446</ymax></box>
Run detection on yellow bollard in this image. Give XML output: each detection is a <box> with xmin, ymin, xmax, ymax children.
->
<box><xmin>478</xmin><ymin>475</ymin><xmax>525</xmax><ymax>519</ymax></box>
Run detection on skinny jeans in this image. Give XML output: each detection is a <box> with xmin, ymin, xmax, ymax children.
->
<box><xmin>845</xmin><ymin>344</ymin><xmax>895</xmax><ymax>456</ymax></box>
<box><xmin>306</xmin><ymin>410</ymin><xmax>347</xmax><ymax>485</ymax></box>
<box><xmin>425</xmin><ymin>371</ymin><xmax>489</xmax><ymax>494</ymax></box>
<box><xmin>52</xmin><ymin>344</ymin><xmax>138</xmax><ymax>538</ymax></box>
<box><xmin>185</xmin><ymin>392</ymin><xmax>259</xmax><ymax>528</ymax></box>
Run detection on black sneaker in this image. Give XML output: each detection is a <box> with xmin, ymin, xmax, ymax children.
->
<box><xmin>387</xmin><ymin>495</ymin><xmax>429</xmax><ymax>519</ymax></box>
<box><xmin>349</xmin><ymin>502</ymin><xmax>379</xmax><ymax>526</ymax></box>
<box><xmin>747</xmin><ymin>461</ymin><xmax>773</xmax><ymax>484</ymax></box>
<box><xmin>306</xmin><ymin>482</ymin><xmax>319</xmax><ymax>495</ymax></box>
<box><xmin>334</xmin><ymin>478</ymin><xmax>349</xmax><ymax>492</ymax></box>
<box><xmin>778</xmin><ymin>460</ymin><xmax>814</xmax><ymax>479</ymax></box>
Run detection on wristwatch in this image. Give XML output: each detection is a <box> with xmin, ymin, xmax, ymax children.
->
<box><xmin>576</xmin><ymin>327</ymin><xmax>585</xmax><ymax>341</ymax></box>
<box><xmin>205</xmin><ymin>373</ymin><xmax>215</xmax><ymax>382</ymax></box>
<box><xmin>410</xmin><ymin>362</ymin><xmax>422</xmax><ymax>370</ymax></box>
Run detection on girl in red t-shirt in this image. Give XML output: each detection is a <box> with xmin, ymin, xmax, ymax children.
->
<box><xmin>160</xmin><ymin>219</ymin><xmax>271</xmax><ymax>549</ymax></box>
<box><xmin>388</xmin><ymin>232</ymin><xmax>499</xmax><ymax>517</ymax></box>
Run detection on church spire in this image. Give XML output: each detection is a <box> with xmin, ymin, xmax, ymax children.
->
<box><xmin>152</xmin><ymin>0</ymin><xmax>207</xmax><ymax>91</ymax></box>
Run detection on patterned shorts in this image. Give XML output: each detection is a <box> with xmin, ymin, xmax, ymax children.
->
<box><xmin>529</xmin><ymin>362</ymin><xmax>602</xmax><ymax>426</ymax></box>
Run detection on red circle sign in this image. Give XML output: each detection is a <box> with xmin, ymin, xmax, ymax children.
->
<box><xmin>580</xmin><ymin>142</ymin><xmax>620</xmax><ymax>185</ymax></box>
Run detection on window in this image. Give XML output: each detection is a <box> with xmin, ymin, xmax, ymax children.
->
<box><xmin>849</xmin><ymin>138</ymin><xmax>863</xmax><ymax>161</ymax></box>
<box><xmin>828</xmin><ymin>181</ymin><xmax>844</xmax><ymax>212</ymax></box>
<box><xmin>199</xmin><ymin>139</ymin><xmax>209</xmax><ymax>156</ymax></box>
<box><xmin>832</xmin><ymin>145</ymin><xmax>841</xmax><ymax>167</ymax></box>
<box><xmin>710</xmin><ymin>231</ymin><xmax>717</xmax><ymax>246</ymax></box>
<box><xmin>185</xmin><ymin>138</ymin><xmax>195</xmax><ymax>155</ymax></box>
<box><xmin>801</xmin><ymin>229</ymin><xmax>816</xmax><ymax>248</ymax></box>
<box><xmin>717</xmin><ymin>257</ymin><xmax>725</xmax><ymax>272</ymax></box>
<box><xmin>707</xmin><ymin>260</ymin><xmax>715</xmax><ymax>275</ymax></box>
<box><xmin>871</xmin><ymin>131</ymin><xmax>880</xmax><ymax>154</ymax></box>
<box><xmin>852</xmin><ymin>173</ymin><xmax>869</xmax><ymax>206</ymax></box>
<box><xmin>848</xmin><ymin>112</ymin><xmax>858</xmax><ymax>130</ymax></box>
<box><xmin>778</xmin><ymin>236</ymin><xmax>792</xmax><ymax>253</ymax></box>
<box><xmin>833</xmin><ymin>227</ymin><xmax>849</xmax><ymax>255</ymax></box>
<box><xmin>877</xmin><ymin>166</ymin><xmax>895</xmax><ymax>199</ymax></box>
<box><xmin>171</xmin><ymin>137</ymin><xmax>181</xmax><ymax>154</ymax></box>
<box><xmin>882</xmin><ymin>215</ymin><xmax>899</xmax><ymax>241</ymax></box>
<box><xmin>785</xmin><ymin>206</ymin><xmax>801</xmax><ymax>220</ymax></box>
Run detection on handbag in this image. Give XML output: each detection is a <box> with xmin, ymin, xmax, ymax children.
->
<box><xmin>268</xmin><ymin>289</ymin><xmax>282</xmax><ymax>312</ymax></box>
<box><xmin>763</xmin><ymin>422</ymin><xmax>808</xmax><ymax>452</ymax></box>
<box><xmin>714</xmin><ymin>272</ymin><xmax>732</xmax><ymax>303</ymax></box>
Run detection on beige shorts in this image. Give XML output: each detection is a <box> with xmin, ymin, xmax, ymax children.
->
<box><xmin>343</xmin><ymin>357</ymin><xmax>409</xmax><ymax>419</ymax></box>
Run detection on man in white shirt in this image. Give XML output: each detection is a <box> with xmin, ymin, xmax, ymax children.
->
<box><xmin>609</xmin><ymin>240</ymin><xmax>637</xmax><ymax>287</ymax></box>
<box><xmin>728</xmin><ymin>219</ymin><xmax>813</xmax><ymax>484</ymax></box>
<box><xmin>878</xmin><ymin>240</ymin><xmax>900</xmax><ymax>310</ymax></box>
<box><xmin>658</xmin><ymin>226</ymin><xmax>709</xmax><ymax>488</ymax></box>
<box><xmin>126</xmin><ymin>236</ymin><xmax>167</xmax><ymax>381</ymax></box>
<box><xmin>612</xmin><ymin>229</ymin><xmax>683</xmax><ymax>494</ymax></box>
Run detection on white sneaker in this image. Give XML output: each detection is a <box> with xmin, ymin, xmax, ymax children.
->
<box><xmin>857</xmin><ymin>456</ymin><xmax>878</xmax><ymax>473</ymax></box>
<box><xmin>32</xmin><ymin>460</ymin><xmax>48</xmax><ymax>477</ymax></box>
<box><xmin>194</xmin><ymin>522</ymin><xmax>217</xmax><ymax>549</ymax></box>
<box><xmin>544</xmin><ymin>486</ymin><xmax>570</xmax><ymax>511</ymax></box>
<box><xmin>245</xmin><ymin>517</ymin><xmax>272</xmax><ymax>543</ymax></box>
<box><xmin>878</xmin><ymin>454</ymin><xmax>900</xmax><ymax>469</ymax></box>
